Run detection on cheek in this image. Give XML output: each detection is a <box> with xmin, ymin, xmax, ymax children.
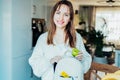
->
<box><xmin>54</xmin><ymin>14</ymin><xmax>59</xmax><ymax>19</ymax></box>
<box><xmin>53</xmin><ymin>15</ymin><xmax>57</xmax><ymax>22</ymax></box>
<box><xmin>65</xmin><ymin>18</ymin><xmax>70</xmax><ymax>23</ymax></box>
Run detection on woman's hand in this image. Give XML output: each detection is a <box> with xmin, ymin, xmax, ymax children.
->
<box><xmin>50</xmin><ymin>56</ymin><xmax>62</xmax><ymax>64</ymax></box>
<box><xmin>75</xmin><ymin>52</ymin><xmax>83</xmax><ymax>60</ymax></box>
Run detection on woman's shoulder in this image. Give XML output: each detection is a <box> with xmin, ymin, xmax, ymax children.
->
<box><xmin>37</xmin><ymin>32</ymin><xmax>48</xmax><ymax>42</ymax></box>
<box><xmin>40</xmin><ymin>32</ymin><xmax>48</xmax><ymax>38</ymax></box>
<box><xmin>76</xmin><ymin>31</ymin><xmax>82</xmax><ymax>39</ymax></box>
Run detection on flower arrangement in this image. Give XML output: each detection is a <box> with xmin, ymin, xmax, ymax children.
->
<box><xmin>102</xmin><ymin>70</ymin><xmax>120</xmax><ymax>80</ymax></box>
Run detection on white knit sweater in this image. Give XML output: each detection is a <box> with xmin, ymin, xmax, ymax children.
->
<box><xmin>29</xmin><ymin>32</ymin><xmax>92</xmax><ymax>80</ymax></box>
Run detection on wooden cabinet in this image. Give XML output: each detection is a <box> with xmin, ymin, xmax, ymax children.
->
<box><xmin>115</xmin><ymin>50</ymin><xmax>120</xmax><ymax>67</ymax></box>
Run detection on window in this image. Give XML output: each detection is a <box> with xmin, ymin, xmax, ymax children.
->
<box><xmin>95</xmin><ymin>7</ymin><xmax>120</xmax><ymax>45</ymax></box>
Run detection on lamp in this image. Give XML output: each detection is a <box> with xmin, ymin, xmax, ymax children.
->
<box><xmin>106</xmin><ymin>0</ymin><xmax>115</xmax><ymax>6</ymax></box>
<box><xmin>97</xmin><ymin>0</ymin><xmax>120</xmax><ymax>6</ymax></box>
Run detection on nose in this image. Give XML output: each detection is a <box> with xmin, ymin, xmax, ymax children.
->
<box><xmin>59</xmin><ymin>14</ymin><xmax>64</xmax><ymax>20</ymax></box>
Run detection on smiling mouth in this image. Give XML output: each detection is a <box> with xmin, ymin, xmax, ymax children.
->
<box><xmin>57</xmin><ymin>21</ymin><xmax>64</xmax><ymax>25</ymax></box>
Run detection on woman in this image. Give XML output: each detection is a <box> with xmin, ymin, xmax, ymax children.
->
<box><xmin>29</xmin><ymin>0</ymin><xmax>92</xmax><ymax>80</ymax></box>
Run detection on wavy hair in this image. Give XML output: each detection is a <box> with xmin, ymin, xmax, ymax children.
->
<box><xmin>47</xmin><ymin>0</ymin><xmax>76</xmax><ymax>47</ymax></box>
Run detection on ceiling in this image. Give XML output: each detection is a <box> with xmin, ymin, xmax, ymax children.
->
<box><xmin>72</xmin><ymin>0</ymin><xmax>120</xmax><ymax>6</ymax></box>
<box><xmin>47</xmin><ymin>0</ymin><xmax>120</xmax><ymax>6</ymax></box>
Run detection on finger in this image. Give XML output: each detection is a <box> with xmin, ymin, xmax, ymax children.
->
<box><xmin>50</xmin><ymin>57</ymin><xmax>58</xmax><ymax>64</ymax></box>
<box><xmin>76</xmin><ymin>55</ymin><xmax>82</xmax><ymax>60</ymax></box>
<box><xmin>76</xmin><ymin>54</ymin><xmax>83</xmax><ymax>57</ymax></box>
<box><xmin>50</xmin><ymin>59</ymin><xmax>55</xmax><ymax>64</ymax></box>
<box><xmin>77</xmin><ymin>56</ymin><xmax>82</xmax><ymax>59</ymax></box>
<box><xmin>55</xmin><ymin>56</ymin><xmax>62</xmax><ymax>60</ymax></box>
<box><xmin>78</xmin><ymin>52</ymin><xmax>83</xmax><ymax>54</ymax></box>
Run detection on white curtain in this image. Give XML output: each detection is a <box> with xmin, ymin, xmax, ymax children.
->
<box><xmin>95</xmin><ymin>7</ymin><xmax>120</xmax><ymax>45</ymax></box>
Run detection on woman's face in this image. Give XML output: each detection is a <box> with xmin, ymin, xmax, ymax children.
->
<box><xmin>53</xmin><ymin>4</ymin><xmax>70</xmax><ymax>29</ymax></box>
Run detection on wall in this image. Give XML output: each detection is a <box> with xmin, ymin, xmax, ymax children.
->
<box><xmin>11</xmin><ymin>0</ymin><xmax>32</xmax><ymax>80</ymax></box>
<box><xmin>0</xmin><ymin>0</ymin><xmax>32</xmax><ymax>80</ymax></box>
<box><xmin>0</xmin><ymin>0</ymin><xmax>54</xmax><ymax>80</ymax></box>
<box><xmin>32</xmin><ymin>0</ymin><xmax>52</xmax><ymax>27</ymax></box>
<box><xmin>32</xmin><ymin>0</ymin><xmax>47</xmax><ymax>19</ymax></box>
<box><xmin>0</xmin><ymin>0</ymin><xmax>12</xmax><ymax>80</ymax></box>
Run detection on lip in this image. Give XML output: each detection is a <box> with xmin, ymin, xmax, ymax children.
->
<box><xmin>57</xmin><ymin>21</ymin><xmax>64</xmax><ymax>25</ymax></box>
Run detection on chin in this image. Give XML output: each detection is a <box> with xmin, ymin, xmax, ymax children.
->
<box><xmin>56</xmin><ymin>25</ymin><xmax>65</xmax><ymax>29</ymax></box>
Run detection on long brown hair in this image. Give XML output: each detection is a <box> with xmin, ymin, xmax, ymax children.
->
<box><xmin>47</xmin><ymin>0</ymin><xmax>76</xmax><ymax>48</ymax></box>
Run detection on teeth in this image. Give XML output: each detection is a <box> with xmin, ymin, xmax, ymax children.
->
<box><xmin>57</xmin><ymin>20</ymin><xmax>64</xmax><ymax>24</ymax></box>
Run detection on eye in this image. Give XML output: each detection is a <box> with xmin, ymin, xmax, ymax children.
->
<box><xmin>55</xmin><ymin>11</ymin><xmax>60</xmax><ymax>14</ymax></box>
<box><xmin>64</xmin><ymin>13</ymin><xmax>70</xmax><ymax>17</ymax></box>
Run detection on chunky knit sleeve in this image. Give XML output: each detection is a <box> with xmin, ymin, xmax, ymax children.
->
<box><xmin>29</xmin><ymin>33</ymin><xmax>52</xmax><ymax>77</ymax></box>
<box><xmin>76</xmin><ymin>32</ymin><xmax>92</xmax><ymax>73</ymax></box>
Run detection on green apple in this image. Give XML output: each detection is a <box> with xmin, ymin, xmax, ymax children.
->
<box><xmin>72</xmin><ymin>48</ymin><xmax>80</xmax><ymax>57</ymax></box>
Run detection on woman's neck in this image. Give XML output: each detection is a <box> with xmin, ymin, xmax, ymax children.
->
<box><xmin>55</xmin><ymin>28</ymin><xmax>65</xmax><ymax>36</ymax></box>
<box><xmin>54</xmin><ymin>28</ymin><xmax>65</xmax><ymax>44</ymax></box>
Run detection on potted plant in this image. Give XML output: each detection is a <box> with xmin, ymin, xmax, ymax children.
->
<box><xmin>94</xmin><ymin>31</ymin><xmax>104</xmax><ymax>57</ymax></box>
<box><xmin>88</xmin><ymin>27</ymin><xmax>107</xmax><ymax>64</ymax></box>
<box><xmin>94</xmin><ymin>31</ymin><xmax>107</xmax><ymax>64</ymax></box>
